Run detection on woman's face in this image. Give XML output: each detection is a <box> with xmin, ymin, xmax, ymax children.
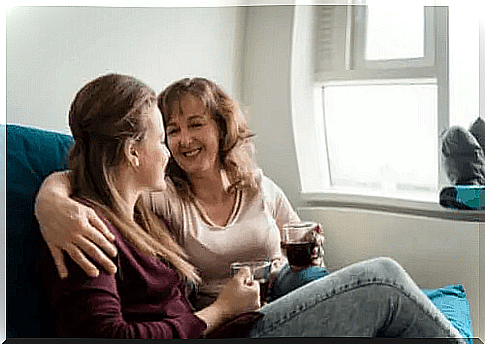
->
<box><xmin>135</xmin><ymin>105</ymin><xmax>171</xmax><ymax>190</ymax></box>
<box><xmin>165</xmin><ymin>95</ymin><xmax>220</xmax><ymax>177</ymax></box>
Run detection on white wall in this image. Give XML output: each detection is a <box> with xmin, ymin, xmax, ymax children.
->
<box><xmin>241</xmin><ymin>6</ymin><xmax>303</xmax><ymax>209</ymax></box>
<box><xmin>6</xmin><ymin>6</ymin><xmax>247</xmax><ymax>132</ymax></box>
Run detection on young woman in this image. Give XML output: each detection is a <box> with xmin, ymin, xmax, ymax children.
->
<box><xmin>38</xmin><ymin>74</ymin><xmax>463</xmax><ymax>340</ymax></box>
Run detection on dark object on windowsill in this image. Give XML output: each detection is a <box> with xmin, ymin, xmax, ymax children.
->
<box><xmin>440</xmin><ymin>118</ymin><xmax>485</xmax><ymax>210</ymax></box>
<box><xmin>439</xmin><ymin>185</ymin><xmax>484</xmax><ymax>210</ymax></box>
<box><xmin>441</xmin><ymin>120</ymin><xmax>485</xmax><ymax>186</ymax></box>
<box><xmin>468</xmin><ymin>116</ymin><xmax>485</xmax><ymax>152</ymax></box>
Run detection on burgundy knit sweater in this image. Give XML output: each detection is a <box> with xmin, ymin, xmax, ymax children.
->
<box><xmin>41</xmin><ymin>213</ymin><xmax>207</xmax><ymax>339</ymax></box>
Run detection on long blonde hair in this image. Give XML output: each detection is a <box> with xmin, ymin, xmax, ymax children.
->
<box><xmin>69</xmin><ymin>73</ymin><xmax>199</xmax><ymax>283</ymax></box>
<box><xmin>158</xmin><ymin>77</ymin><xmax>258</xmax><ymax>200</ymax></box>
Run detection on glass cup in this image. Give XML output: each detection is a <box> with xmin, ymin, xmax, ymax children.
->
<box><xmin>230</xmin><ymin>260</ymin><xmax>272</xmax><ymax>303</ymax></box>
<box><xmin>281</xmin><ymin>221</ymin><xmax>324</xmax><ymax>270</ymax></box>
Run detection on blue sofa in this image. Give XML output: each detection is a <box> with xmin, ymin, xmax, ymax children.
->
<box><xmin>4</xmin><ymin>124</ymin><xmax>73</xmax><ymax>338</ymax></box>
<box><xmin>3</xmin><ymin>123</ymin><xmax>474</xmax><ymax>339</ymax></box>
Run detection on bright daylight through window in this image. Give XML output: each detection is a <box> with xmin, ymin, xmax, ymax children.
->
<box><xmin>323</xmin><ymin>84</ymin><xmax>438</xmax><ymax>195</ymax></box>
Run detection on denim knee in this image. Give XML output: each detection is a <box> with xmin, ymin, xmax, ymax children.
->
<box><xmin>374</xmin><ymin>256</ymin><xmax>403</xmax><ymax>269</ymax></box>
<box><xmin>368</xmin><ymin>257</ymin><xmax>407</xmax><ymax>280</ymax></box>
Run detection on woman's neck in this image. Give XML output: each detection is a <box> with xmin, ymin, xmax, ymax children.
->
<box><xmin>118</xmin><ymin>189</ymin><xmax>140</xmax><ymax>220</ymax></box>
<box><xmin>190</xmin><ymin>168</ymin><xmax>228</xmax><ymax>204</ymax></box>
<box><xmin>114</xmin><ymin>169</ymin><xmax>141</xmax><ymax>221</ymax></box>
<box><xmin>189</xmin><ymin>168</ymin><xmax>238</xmax><ymax>227</ymax></box>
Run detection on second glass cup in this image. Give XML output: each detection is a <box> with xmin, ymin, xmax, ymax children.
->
<box><xmin>230</xmin><ymin>260</ymin><xmax>272</xmax><ymax>304</ymax></box>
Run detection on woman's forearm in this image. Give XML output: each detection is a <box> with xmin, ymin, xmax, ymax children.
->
<box><xmin>35</xmin><ymin>170</ymin><xmax>73</xmax><ymax>215</ymax></box>
<box><xmin>35</xmin><ymin>170</ymin><xmax>118</xmax><ymax>278</ymax></box>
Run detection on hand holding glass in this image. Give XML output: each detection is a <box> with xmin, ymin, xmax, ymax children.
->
<box><xmin>230</xmin><ymin>260</ymin><xmax>272</xmax><ymax>304</ymax></box>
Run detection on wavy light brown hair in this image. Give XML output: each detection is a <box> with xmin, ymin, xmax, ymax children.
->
<box><xmin>158</xmin><ymin>77</ymin><xmax>258</xmax><ymax>199</ymax></box>
<box><xmin>69</xmin><ymin>73</ymin><xmax>199</xmax><ymax>283</ymax></box>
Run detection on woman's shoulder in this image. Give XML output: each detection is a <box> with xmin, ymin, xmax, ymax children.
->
<box><xmin>241</xmin><ymin>170</ymin><xmax>286</xmax><ymax>204</ymax></box>
<box><xmin>146</xmin><ymin>179</ymin><xmax>187</xmax><ymax>237</ymax></box>
<box><xmin>259</xmin><ymin>172</ymin><xmax>285</xmax><ymax>198</ymax></box>
<box><xmin>250</xmin><ymin>169</ymin><xmax>279</xmax><ymax>188</ymax></box>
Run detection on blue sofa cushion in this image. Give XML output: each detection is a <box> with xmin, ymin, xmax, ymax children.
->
<box><xmin>4</xmin><ymin>124</ymin><xmax>73</xmax><ymax>338</ymax></box>
<box><xmin>422</xmin><ymin>284</ymin><xmax>474</xmax><ymax>340</ymax></box>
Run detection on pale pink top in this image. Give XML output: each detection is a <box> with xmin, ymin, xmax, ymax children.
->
<box><xmin>145</xmin><ymin>170</ymin><xmax>300</xmax><ymax>308</ymax></box>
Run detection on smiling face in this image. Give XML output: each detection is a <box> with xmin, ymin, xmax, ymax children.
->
<box><xmin>165</xmin><ymin>95</ymin><xmax>220</xmax><ymax>178</ymax></box>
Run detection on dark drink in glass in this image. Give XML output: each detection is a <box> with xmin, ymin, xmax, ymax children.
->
<box><xmin>281</xmin><ymin>241</ymin><xmax>317</xmax><ymax>267</ymax></box>
<box><xmin>281</xmin><ymin>222</ymin><xmax>323</xmax><ymax>270</ymax></box>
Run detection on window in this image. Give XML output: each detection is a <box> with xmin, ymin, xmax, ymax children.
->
<box><xmin>364</xmin><ymin>0</ymin><xmax>425</xmax><ymax>61</ymax></box>
<box><xmin>290</xmin><ymin>4</ymin><xmax>456</xmax><ymax>204</ymax></box>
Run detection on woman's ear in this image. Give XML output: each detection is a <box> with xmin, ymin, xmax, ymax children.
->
<box><xmin>126</xmin><ymin>140</ymin><xmax>140</xmax><ymax>168</ymax></box>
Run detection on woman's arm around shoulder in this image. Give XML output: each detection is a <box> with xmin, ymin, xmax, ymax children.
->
<box><xmin>35</xmin><ymin>170</ymin><xmax>118</xmax><ymax>278</ymax></box>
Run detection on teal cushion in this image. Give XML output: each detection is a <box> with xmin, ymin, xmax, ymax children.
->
<box><xmin>455</xmin><ymin>185</ymin><xmax>485</xmax><ymax>209</ymax></box>
<box><xmin>422</xmin><ymin>284</ymin><xmax>474</xmax><ymax>340</ymax></box>
<box><xmin>4</xmin><ymin>124</ymin><xmax>73</xmax><ymax>337</ymax></box>
<box><xmin>440</xmin><ymin>185</ymin><xmax>485</xmax><ymax>210</ymax></box>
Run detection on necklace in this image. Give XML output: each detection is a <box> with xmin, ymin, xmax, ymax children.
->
<box><xmin>194</xmin><ymin>189</ymin><xmax>242</xmax><ymax>228</ymax></box>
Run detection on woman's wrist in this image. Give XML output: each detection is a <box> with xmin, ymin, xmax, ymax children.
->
<box><xmin>195</xmin><ymin>301</ymin><xmax>233</xmax><ymax>334</ymax></box>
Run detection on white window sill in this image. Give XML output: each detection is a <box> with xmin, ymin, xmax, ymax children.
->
<box><xmin>301</xmin><ymin>189</ymin><xmax>485</xmax><ymax>222</ymax></box>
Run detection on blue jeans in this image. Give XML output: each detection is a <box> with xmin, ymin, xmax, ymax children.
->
<box><xmin>247</xmin><ymin>257</ymin><xmax>463</xmax><ymax>341</ymax></box>
<box><xmin>269</xmin><ymin>263</ymin><xmax>329</xmax><ymax>302</ymax></box>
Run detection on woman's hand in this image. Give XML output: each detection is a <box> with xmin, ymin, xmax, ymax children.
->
<box><xmin>35</xmin><ymin>171</ymin><xmax>118</xmax><ymax>279</ymax></box>
<box><xmin>216</xmin><ymin>267</ymin><xmax>261</xmax><ymax>315</ymax></box>
<box><xmin>305</xmin><ymin>223</ymin><xmax>325</xmax><ymax>267</ymax></box>
<box><xmin>195</xmin><ymin>267</ymin><xmax>260</xmax><ymax>334</ymax></box>
<box><xmin>267</xmin><ymin>256</ymin><xmax>285</xmax><ymax>291</ymax></box>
